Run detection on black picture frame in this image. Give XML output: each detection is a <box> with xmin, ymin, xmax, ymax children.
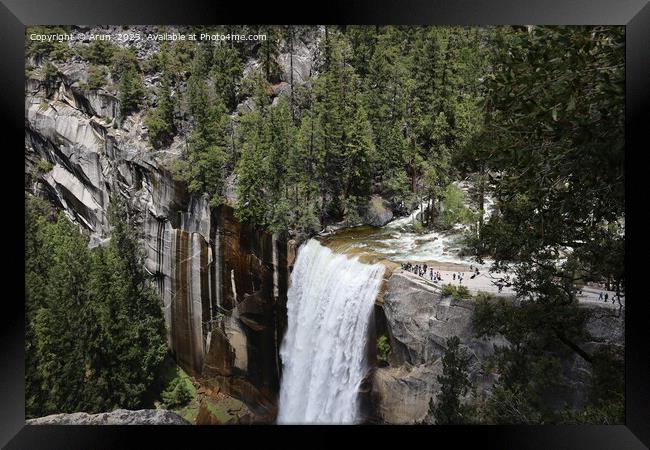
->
<box><xmin>2</xmin><ymin>0</ymin><xmax>648</xmax><ymax>448</ymax></box>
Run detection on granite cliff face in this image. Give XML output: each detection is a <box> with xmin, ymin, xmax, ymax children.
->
<box><xmin>25</xmin><ymin>61</ymin><xmax>290</xmax><ymax>420</ymax></box>
<box><xmin>366</xmin><ymin>270</ymin><xmax>624</xmax><ymax>424</ymax></box>
<box><xmin>368</xmin><ymin>270</ymin><xmax>504</xmax><ymax>424</ymax></box>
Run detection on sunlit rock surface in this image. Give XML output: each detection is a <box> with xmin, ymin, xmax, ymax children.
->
<box><xmin>27</xmin><ymin>409</ymin><xmax>190</xmax><ymax>425</ymax></box>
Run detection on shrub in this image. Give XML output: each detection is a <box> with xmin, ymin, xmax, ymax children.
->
<box><xmin>111</xmin><ymin>47</ymin><xmax>139</xmax><ymax>81</ymax></box>
<box><xmin>85</xmin><ymin>65</ymin><xmax>108</xmax><ymax>90</ymax></box>
<box><xmin>442</xmin><ymin>283</ymin><xmax>471</xmax><ymax>300</ymax></box>
<box><xmin>36</xmin><ymin>158</ymin><xmax>53</xmax><ymax>174</ymax></box>
<box><xmin>454</xmin><ymin>285</ymin><xmax>470</xmax><ymax>300</ymax></box>
<box><xmin>442</xmin><ymin>283</ymin><xmax>456</xmax><ymax>296</ymax></box>
<box><xmin>377</xmin><ymin>335</ymin><xmax>391</xmax><ymax>364</ymax></box>
<box><xmin>77</xmin><ymin>40</ymin><xmax>115</xmax><ymax>65</ymax></box>
<box><xmin>436</xmin><ymin>184</ymin><xmax>476</xmax><ymax>230</ymax></box>
<box><xmin>161</xmin><ymin>372</ymin><xmax>194</xmax><ymax>409</ymax></box>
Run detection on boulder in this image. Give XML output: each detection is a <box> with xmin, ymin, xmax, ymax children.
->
<box><xmin>27</xmin><ymin>409</ymin><xmax>190</xmax><ymax>425</ymax></box>
<box><xmin>372</xmin><ymin>362</ymin><xmax>442</xmax><ymax>424</ymax></box>
<box><xmin>364</xmin><ymin>195</ymin><xmax>394</xmax><ymax>227</ymax></box>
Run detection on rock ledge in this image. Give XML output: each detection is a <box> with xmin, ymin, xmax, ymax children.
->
<box><xmin>27</xmin><ymin>409</ymin><xmax>190</xmax><ymax>425</ymax></box>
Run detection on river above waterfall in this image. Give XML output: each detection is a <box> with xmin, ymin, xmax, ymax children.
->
<box><xmin>318</xmin><ymin>200</ymin><xmax>491</xmax><ymax>271</ymax></box>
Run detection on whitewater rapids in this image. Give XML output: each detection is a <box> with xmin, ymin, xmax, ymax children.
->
<box><xmin>277</xmin><ymin>239</ymin><xmax>385</xmax><ymax>424</ymax></box>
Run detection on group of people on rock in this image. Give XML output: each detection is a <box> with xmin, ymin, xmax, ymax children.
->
<box><xmin>401</xmin><ymin>261</ymin><xmax>621</xmax><ymax>303</ymax></box>
<box><xmin>401</xmin><ymin>262</ymin><xmax>485</xmax><ymax>285</ymax></box>
<box><xmin>400</xmin><ymin>262</ymin><xmax>444</xmax><ymax>282</ymax></box>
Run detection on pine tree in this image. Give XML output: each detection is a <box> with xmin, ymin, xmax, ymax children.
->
<box><xmin>235</xmin><ymin>112</ymin><xmax>268</xmax><ymax>227</ymax></box>
<box><xmin>342</xmin><ymin>104</ymin><xmax>375</xmax><ymax>220</ymax></box>
<box><xmin>432</xmin><ymin>336</ymin><xmax>474</xmax><ymax>424</ymax></box>
<box><xmin>118</xmin><ymin>65</ymin><xmax>145</xmax><ymax>120</ymax></box>
<box><xmin>25</xmin><ymin>193</ymin><xmax>167</xmax><ymax>417</ymax></box>
<box><xmin>258</xmin><ymin>26</ymin><xmax>282</xmax><ymax>82</ymax></box>
<box><xmin>146</xmin><ymin>68</ymin><xmax>177</xmax><ymax>149</ymax></box>
<box><xmin>179</xmin><ymin>49</ymin><xmax>231</xmax><ymax>206</ymax></box>
<box><xmin>212</xmin><ymin>41</ymin><xmax>243</xmax><ymax>110</ymax></box>
<box><xmin>81</xmin><ymin>197</ymin><xmax>168</xmax><ymax>411</ymax></box>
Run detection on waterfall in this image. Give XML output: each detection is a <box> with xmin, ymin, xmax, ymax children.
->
<box><xmin>277</xmin><ymin>239</ymin><xmax>385</xmax><ymax>424</ymax></box>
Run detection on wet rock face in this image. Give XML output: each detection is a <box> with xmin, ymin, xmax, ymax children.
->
<box><xmin>27</xmin><ymin>409</ymin><xmax>190</xmax><ymax>425</ymax></box>
<box><xmin>25</xmin><ymin>72</ymin><xmax>289</xmax><ymax>420</ymax></box>
<box><xmin>200</xmin><ymin>205</ymin><xmax>288</xmax><ymax>418</ymax></box>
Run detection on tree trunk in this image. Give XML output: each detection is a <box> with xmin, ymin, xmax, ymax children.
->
<box><xmin>478</xmin><ymin>167</ymin><xmax>485</xmax><ymax>231</ymax></box>
<box><xmin>289</xmin><ymin>26</ymin><xmax>295</xmax><ymax>122</ymax></box>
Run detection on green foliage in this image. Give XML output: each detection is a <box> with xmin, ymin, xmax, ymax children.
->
<box><xmin>110</xmin><ymin>47</ymin><xmax>140</xmax><ymax>81</ymax></box>
<box><xmin>212</xmin><ymin>42</ymin><xmax>243</xmax><ymax>109</ymax></box>
<box><xmin>35</xmin><ymin>158</ymin><xmax>53</xmax><ymax>174</ymax></box>
<box><xmin>144</xmin><ymin>38</ymin><xmax>195</xmax><ymax>81</ymax></box>
<box><xmin>236</xmin><ymin>76</ymin><xmax>298</xmax><ymax>228</ymax></box>
<box><xmin>161</xmin><ymin>370</ymin><xmax>194</xmax><ymax>409</ymax></box>
<box><xmin>145</xmin><ymin>70</ymin><xmax>177</xmax><ymax>149</ymax></box>
<box><xmin>144</xmin><ymin>26</ymin><xmax>489</xmax><ymax>235</ymax></box>
<box><xmin>257</xmin><ymin>26</ymin><xmax>283</xmax><ymax>82</ymax></box>
<box><xmin>118</xmin><ymin>65</ymin><xmax>145</xmax><ymax>119</ymax></box>
<box><xmin>25</xmin><ymin>194</ymin><xmax>167</xmax><ymax>418</ymax></box>
<box><xmin>42</xmin><ymin>61</ymin><xmax>59</xmax><ymax>97</ymax></box>
<box><xmin>174</xmin><ymin>51</ymin><xmax>232</xmax><ymax>206</ymax></box>
<box><xmin>77</xmin><ymin>40</ymin><xmax>115</xmax><ymax>65</ymax></box>
<box><xmin>442</xmin><ymin>283</ymin><xmax>471</xmax><ymax>300</ymax></box>
<box><xmin>26</xmin><ymin>26</ymin><xmax>71</xmax><ymax>61</ymax></box>
<box><xmin>431</xmin><ymin>336</ymin><xmax>474</xmax><ymax>424</ymax></box>
<box><xmin>471</xmin><ymin>296</ymin><xmax>620</xmax><ymax>424</ymax></box>
<box><xmin>85</xmin><ymin>65</ymin><xmax>108</xmax><ymax>90</ymax></box>
<box><xmin>294</xmin><ymin>203</ymin><xmax>322</xmax><ymax>241</ymax></box>
<box><xmin>454</xmin><ymin>285</ymin><xmax>470</xmax><ymax>299</ymax></box>
<box><xmin>436</xmin><ymin>183</ymin><xmax>475</xmax><ymax>229</ymax></box>
<box><xmin>442</xmin><ymin>283</ymin><xmax>456</xmax><ymax>296</ymax></box>
<box><xmin>473</xmin><ymin>26</ymin><xmax>624</xmax><ymax>302</ymax></box>
<box><xmin>377</xmin><ymin>335</ymin><xmax>391</xmax><ymax>364</ymax></box>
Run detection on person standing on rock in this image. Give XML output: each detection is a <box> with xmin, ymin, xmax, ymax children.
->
<box><xmin>599</xmin><ymin>292</ymin><xmax>604</xmax><ymax>301</ymax></box>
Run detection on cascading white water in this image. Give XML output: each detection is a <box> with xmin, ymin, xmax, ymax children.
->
<box><xmin>277</xmin><ymin>239</ymin><xmax>385</xmax><ymax>424</ymax></box>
